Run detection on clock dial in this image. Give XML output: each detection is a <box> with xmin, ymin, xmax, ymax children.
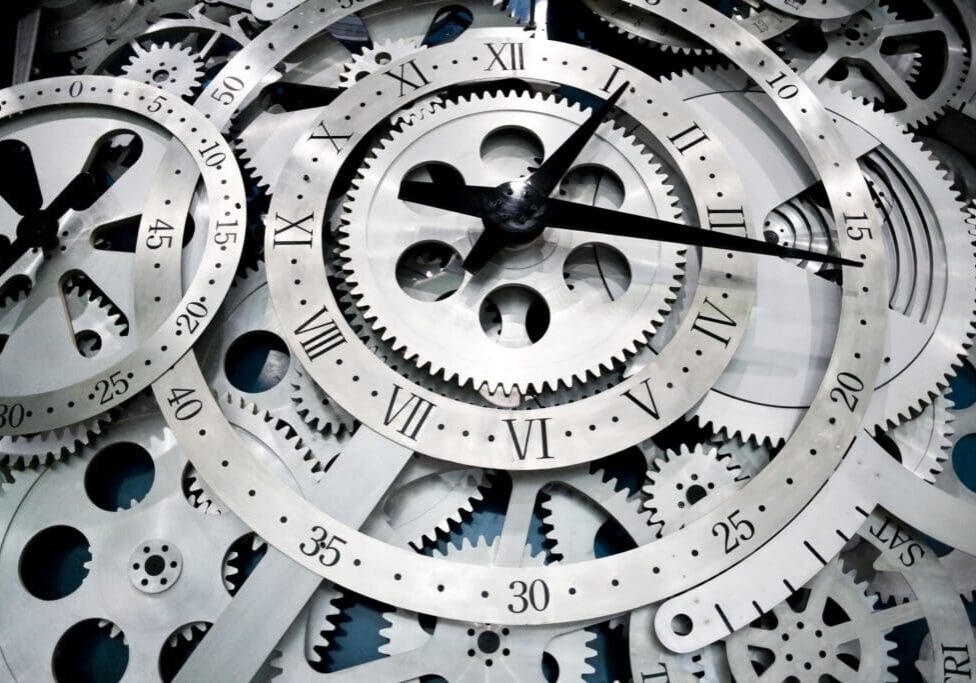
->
<box><xmin>3</xmin><ymin>1</ymin><xmax>976</xmax><ymax>681</ymax></box>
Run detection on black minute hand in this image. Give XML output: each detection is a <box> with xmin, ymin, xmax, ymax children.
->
<box><xmin>540</xmin><ymin>198</ymin><xmax>862</xmax><ymax>268</ymax></box>
<box><xmin>526</xmin><ymin>81</ymin><xmax>630</xmax><ymax>197</ymax></box>
<box><xmin>398</xmin><ymin>181</ymin><xmax>863</xmax><ymax>268</ymax></box>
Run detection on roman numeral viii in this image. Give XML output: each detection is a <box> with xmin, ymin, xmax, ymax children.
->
<box><xmin>294</xmin><ymin>305</ymin><xmax>345</xmax><ymax>361</ymax></box>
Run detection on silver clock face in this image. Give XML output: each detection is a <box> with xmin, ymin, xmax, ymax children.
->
<box><xmin>1</xmin><ymin>0</ymin><xmax>976</xmax><ymax>681</ymax></box>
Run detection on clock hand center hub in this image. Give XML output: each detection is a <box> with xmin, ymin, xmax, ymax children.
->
<box><xmin>483</xmin><ymin>180</ymin><xmax>548</xmax><ymax>245</ymax></box>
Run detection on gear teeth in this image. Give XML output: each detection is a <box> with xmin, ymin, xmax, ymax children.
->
<box><xmin>780</xmin><ymin>1</ymin><xmax>969</xmax><ymax>128</ymax></box>
<box><xmin>378</xmin><ymin>609</ymin><xmax>431</xmax><ymax>657</ymax></box>
<box><xmin>0</xmin><ymin>409</ymin><xmax>114</xmax><ymax>469</ymax></box>
<box><xmin>304</xmin><ymin>586</ymin><xmax>346</xmax><ymax>657</ymax></box>
<box><xmin>217</xmin><ymin>391</ymin><xmax>326</xmax><ymax>488</ymax></box>
<box><xmin>339</xmin><ymin>88</ymin><xmax>686</xmax><ymax>395</ymax></box>
<box><xmin>546</xmin><ymin>628</ymin><xmax>599</xmax><ymax>680</ymax></box>
<box><xmin>120</xmin><ymin>41</ymin><xmax>206</xmax><ymax>99</ymax></box>
<box><xmin>642</xmin><ymin>444</ymin><xmax>749</xmax><ymax>536</ymax></box>
<box><xmin>62</xmin><ymin>274</ymin><xmax>130</xmax><ymax>335</ymax></box>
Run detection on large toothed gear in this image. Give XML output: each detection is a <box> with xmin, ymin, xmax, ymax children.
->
<box><xmin>780</xmin><ymin>0</ymin><xmax>969</xmax><ymax>127</ymax></box>
<box><xmin>374</xmin><ymin>537</ymin><xmax>598</xmax><ymax>682</ymax></box>
<box><xmin>884</xmin><ymin>392</ymin><xmax>953</xmax><ymax>485</ymax></box>
<box><xmin>120</xmin><ymin>42</ymin><xmax>206</xmax><ymax>99</ymax></box>
<box><xmin>671</xmin><ymin>72</ymin><xmax>976</xmax><ymax>443</ymax></box>
<box><xmin>339</xmin><ymin>90</ymin><xmax>685</xmax><ymax>394</ymax></box>
<box><xmin>642</xmin><ymin>443</ymin><xmax>750</xmax><ymax>538</ymax></box>
<box><xmin>725</xmin><ymin>560</ymin><xmax>899</xmax><ymax>683</ymax></box>
<box><xmin>582</xmin><ymin>0</ymin><xmax>797</xmax><ymax>55</ymax></box>
<box><xmin>0</xmin><ymin>405</ymin><xmax>251</xmax><ymax>681</ymax></box>
<box><xmin>0</xmin><ymin>410</ymin><xmax>113</xmax><ymax>469</ymax></box>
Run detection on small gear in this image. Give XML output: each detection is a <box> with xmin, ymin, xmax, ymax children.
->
<box><xmin>708</xmin><ymin>432</ymin><xmax>774</xmax><ymax>479</ymax></box>
<box><xmin>540</xmin><ymin>470</ymin><xmax>649</xmax><ymax>563</ymax></box>
<box><xmin>781</xmin><ymin>0</ymin><xmax>969</xmax><ymax>126</ymax></box>
<box><xmin>339</xmin><ymin>39</ymin><xmax>426</xmax><ymax>88</ymax></box>
<box><xmin>290</xmin><ymin>368</ymin><xmax>358</xmax><ymax>436</ymax></box>
<box><xmin>120</xmin><ymin>41</ymin><xmax>206</xmax><ymax>99</ymax></box>
<box><xmin>642</xmin><ymin>443</ymin><xmax>750</xmax><ymax>538</ymax></box>
<box><xmin>725</xmin><ymin>560</ymin><xmax>899</xmax><ymax>682</ymax></box>
<box><xmin>340</xmin><ymin>89</ymin><xmax>685</xmax><ymax>394</ymax></box>
<box><xmin>73</xmin><ymin>2</ymin><xmax>254</xmax><ymax>76</ymax></box>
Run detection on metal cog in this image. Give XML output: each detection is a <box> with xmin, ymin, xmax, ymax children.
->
<box><xmin>583</xmin><ymin>0</ymin><xmax>796</xmax><ymax>55</ymax></box>
<box><xmin>0</xmin><ymin>409</ymin><xmax>113</xmax><ymax>469</ymax></box>
<box><xmin>782</xmin><ymin>0</ymin><xmax>969</xmax><ymax>127</ymax></box>
<box><xmin>120</xmin><ymin>41</ymin><xmax>206</xmax><ymax>99</ymax></box>
<box><xmin>339</xmin><ymin>89</ymin><xmax>686</xmax><ymax>394</ymax></box>
<box><xmin>725</xmin><ymin>560</ymin><xmax>899</xmax><ymax>683</ymax></box>
<box><xmin>290</xmin><ymin>368</ymin><xmax>359</xmax><ymax>436</ymax></box>
<box><xmin>642</xmin><ymin>443</ymin><xmax>750</xmax><ymax>538</ymax></box>
<box><xmin>361</xmin><ymin>457</ymin><xmax>492</xmax><ymax>550</ymax></box>
<box><xmin>884</xmin><ymin>391</ymin><xmax>953</xmax><ymax>485</ymax></box>
<box><xmin>540</xmin><ymin>468</ymin><xmax>649</xmax><ymax>564</ymax></box>
<box><xmin>0</xmin><ymin>404</ymin><xmax>251</xmax><ymax>681</ymax></box>
<box><xmin>707</xmin><ymin>432</ymin><xmax>774</xmax><ymax>479</ymax></box>
<box><xmin>267</xmin><ymin>585</ymin><xmax>347</xmax><ymax>679</ymax></box>
<box><xmin>72</xmin><ymin>2</ymin><xmax>254</xmax><ymax>77</ymax></box>
<box><xmin>672</xmin><ymin>71</ymin><xmax>976</xmax><ymax>443</ymax></box>
<box><xmin>865</xmin><ymin>393</ymin><xmax>954</xmax><ymax>603</ymax></box>
<box><xmin>184</xmin><ymin>392</ymin><xmax>342</xmax><ymax>515</ymax></box>
<box><xmin>338</xmin><ymin>38</ymin><xmax>427</xmax><ymax>88</ymax></box>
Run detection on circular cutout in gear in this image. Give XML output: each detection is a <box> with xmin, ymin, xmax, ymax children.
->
<box><xmin>340</xmin><ymin>90</ymin><xmax>686</xmax><ymax>394</ymax></box>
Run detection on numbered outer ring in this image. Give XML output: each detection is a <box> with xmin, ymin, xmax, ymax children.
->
<box><xmin>0</xmin><ymin>76</ymin><xmax>247</xmax><ymax>435</ymax></box>
<box><xmin>157</xmin><ymin>1</ymin><xmax>887</xmax><ymax>627</ymax></box>
<box><xmin>262</xmin><ymin>37</ymin><xmax>756</xmax><ymax>469</ymax></box>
